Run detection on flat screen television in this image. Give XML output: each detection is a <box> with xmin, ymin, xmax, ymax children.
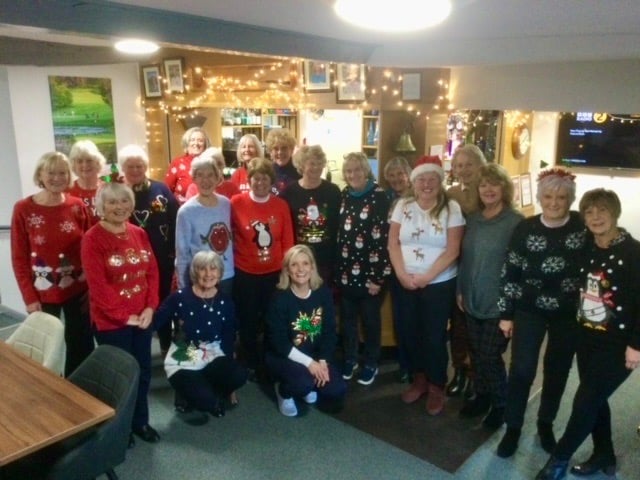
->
<box><xmin>556</xmin><ymin>112</ymin><xmax>640</xmax><ymax>169</ymax></box>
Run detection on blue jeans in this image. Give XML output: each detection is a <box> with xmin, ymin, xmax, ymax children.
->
<box><xmin>504</xmin><ymin>309</ymin><xmax>579</xmax><ymax>429</ymax></box>
<box><xmin>396</xmin><ymin>278</ymin><xmax>456</xmax><ymax>387</ymax></box>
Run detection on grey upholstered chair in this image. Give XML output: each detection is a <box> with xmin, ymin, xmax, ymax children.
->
<box><xmin>6</xmin><ymin>311</ymin><xmax>65</xmax><ymax>375</ymax></box>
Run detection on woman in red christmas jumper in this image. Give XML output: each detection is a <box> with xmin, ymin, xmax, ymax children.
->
<box><xmin>164</xmin><ymin>127</ymin><xmax>210</xmax><ymax>204</ymax></box>
<box><xmin>67</xmin><ymin>139</ymin><xmax>106</xmax><ymax>225</ymax></box>
<box><xmin>11</xmin><ymin>151</ymin><xmax>94</xmax><ymax>376</ymax></box>
<box><xmin>231</xmin><ymin>157</ymin><xmax>294</xmax><ymax>380</ymax></box>
<box><xmin>229</xmin><ymin>134</ymin><xmax>263</xmax><ymax>193</ymax></box>
<box><xmin>81</xmin><ymin>182</ymin><xmax>161</xmax><ymax>445</ymax></box>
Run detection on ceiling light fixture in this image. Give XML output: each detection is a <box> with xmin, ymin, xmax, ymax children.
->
<box><xmin>114</xmin><ymin>39</ymin><xmax>159</xmax><ymax>54</ymax></box>
<box><xmin>334</xmin><ymin>0</ymin><xmax>452</xmax><ymax>32</ymax></box>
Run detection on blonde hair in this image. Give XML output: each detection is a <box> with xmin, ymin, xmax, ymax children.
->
<box><xmin>265</xmin><ymin>128</ymin><xmax>296</xmax><ymax>152</ymax></box>
<box><xmin>292</xmin><ymin>145</ymin><xmax>327</xmax><ymax>175</ymax></box>
<box><xmin>33</xmin><ymin>152</ymin><xmax>72</xmax><ymax>189</ymax></box>
<box><xmin>236</xmin><ymin>134</ymin><xmax>264</xmax><ymax>165</ymax></box>
<box><xmin>181</xmin><ymin>127</ymin><xmax>211</xmax><ymax>151</ymax></box>
<box><xmin>277</xmin><ymin>245</ymin><xmax>323</xmax><ymax>290</ymax></box>
<box><xmin>478</xmin><ymin>163</ymin><xmax>515</xmax><ymax>209</ymax></box>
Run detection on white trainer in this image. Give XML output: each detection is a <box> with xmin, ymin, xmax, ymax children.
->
<box><xmin>303</xmin><ymin>391</ymin><xmax>318</xmax><ymax>404</ymax></box>
<box><xmin>274</xmin><ymin>383</ymin><xmax>298</xmax><ymax>417</ymax></box>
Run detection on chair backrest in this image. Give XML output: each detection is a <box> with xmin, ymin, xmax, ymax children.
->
<box><xmin>43</xmin><ymin>345</ymin><xmax>141</xmax><ymax>480</ymax></box>
<box><xmin>6</xmin><ymin>311</ymin><xmax>65</xmax><ymax>375</ymax></box>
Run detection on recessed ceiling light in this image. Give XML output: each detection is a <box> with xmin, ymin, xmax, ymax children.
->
<box><xmin>114</xmin><ymin>39</ymin><xmax>159</xmax><ymax>54</ymax></box>
<box><xmin>334</xmin><ymin>0</ymin><xmax>451</xmax><ymax>32</ymax></box>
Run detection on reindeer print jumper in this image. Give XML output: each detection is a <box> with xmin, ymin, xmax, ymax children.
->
<box><xmin>390</xmin><ymin>197</ymin><xmax>465</xmax><ymax>283</ymax></box>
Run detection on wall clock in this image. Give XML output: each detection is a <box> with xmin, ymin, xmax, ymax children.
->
<box><xmin>511</xmin><ymin>124</ymin><xmax>531</xmax><ymax>159</ymax></box>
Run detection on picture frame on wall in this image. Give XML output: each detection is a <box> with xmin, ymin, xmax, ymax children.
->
<box><xmin>141</xmin><ymin>65</ymin><xmax>163</xmax><ymax>98</ymax></box>
<box><xmin>336</xmin><ymin>63</ymin><xmax>366</xmax><ymax>103</ymax></box>
<box><xmin>303</xmin><ymin>61</ymin><xmax>332</xmax><ymax>92</ymax></box>
<box><xmin>520</xmin><ymin>173</ymin><xmax>533</xmax><ymax>207</ymax></box>
<box><xmin>164</xmin><ymin>58</ymin><xmax>185</xmax><ymax>93</ymax></box>
<box><xmin>402</xmin><ymin>73</ymin><xmax>421</xmax><ymax>101</ymax></box>
<box><xmin>511</xmin><ymin>175</ymin><xmax>522</xmax><ymax>208</ymax></box>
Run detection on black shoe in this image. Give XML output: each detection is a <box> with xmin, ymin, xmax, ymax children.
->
<box><xmin>535</xmin><ymin>456</ymin><xmax>568</xmax><ymax>480</ymax></box>
<box><xmin>128</xmin><ymin>433</ymin><xmax>135</xmax><ymax>449</ymax></box>
<box><xmin>132</xmin><ymin>424</ymin><xmax>160</xmax><ymax>443</ymax></box>
<box><xmin>459</xmin><ymin>394</ymin><xmax>490</xmax><ymax>418</ymax></box>
<box><xmin>463</xmin><ymin>379</ymin><xmax>477</xmax><ymax>402</ymax></box>
<box><xmin>446</xmin><ymin>368</ymin><xmax>468</xmax><ymax>397</ymax></box>
<box><xmin>496</xmin><ymin>427</ymin><xmax>521</xmax><ymax>458</ymax></box>
<box><xmin>175</xmin><ymin>403</ymin><xmax>193</xmax><ymax>414</ymax></box>
<box><xmin>570</xmin><ymin>453</ymin><xmax>616</xmax><ymax>476</ymax></box>
<box><xmin>537</xmin><ymin>421</ymin><xmax>557</xmax><ymax>454</ymax></box>
<box><xmin>482</xmin><ymin>406</ymin><xmax>505</xmax><ymax>430</ymax></box>
<box><xmin>209</xmin><ymin>399</ymin><xmax>226</xmax><ymax>418</ymax></box>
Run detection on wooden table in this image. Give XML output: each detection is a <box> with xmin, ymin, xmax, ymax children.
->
<box><xmin>0</xmin><ymin>342</ymin><xmax>115</xmax><ymax>466</ymax></box>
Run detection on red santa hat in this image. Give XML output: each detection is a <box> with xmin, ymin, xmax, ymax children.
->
<box><xmin>410</xmin><ymin>155</ymin><xmax>444</xmax><ymax>183</ymax></box>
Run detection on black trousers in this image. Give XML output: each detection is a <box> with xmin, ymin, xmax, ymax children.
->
<box><xmin>554</xmin><ymin>330</ymin><xmax>631</xmax><ymax>460</ymax></box>
<box><xmin>504</xmin><ymin>309</ymin><xmax>579</xmax><ymax>429</ymax></box>
<box><xmin>43</xmin><ymin>292</ymin><xmax>94</xmax><ymax>376</ymax></box>
<box><xmin>232</xmin><ymin>269</ymin><xmax>279</xmax><ymax>370</ymax></box>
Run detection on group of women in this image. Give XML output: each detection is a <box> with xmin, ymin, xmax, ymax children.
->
<box><xmin>11</xmin><ymin>128</ymin><xmax>639</xmax><ymax>477</ymax></box>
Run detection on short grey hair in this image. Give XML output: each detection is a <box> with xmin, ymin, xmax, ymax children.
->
<box><xmin>342</xmin><ymin>152</ymin><xmax>373</xmax><ymax>181</ymax></box>
<box><xmin>536</xmin><ymin>169</ymin><xmax>577</xmax><ymax>205</ymax></box>
<box><xmin>189</xmin><ymin>251</ymin><xmax>225</xmax><ymax>284</ymax></box>
<box><xmin>68</xmin><ymin>140</ymin><xmax>106</xmax><ymax>173</ymax></box>
<box><xmin>191</xmin><ymin>148</ymin><xmax>222</xmax><ymax>179</ymax></box>
<box><xmin>117</xmin><ymin>144</ymin><xmax>149</xmax><ymax>168</ymax></box>
<box><xmin>95</xmin><ymin>182</ymin><xmax>135</xmax><ymax>217</ymax></box>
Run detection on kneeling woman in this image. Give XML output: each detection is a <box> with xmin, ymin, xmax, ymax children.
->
<box><xmin>266</xmin><ymin>245</ymin><xmax>347</xmax><ymax>417</ymax></box>
<box><xmin>155</xmin><ymin>251</ymin><xmax>248</xmax><ymax>418</ymax></box>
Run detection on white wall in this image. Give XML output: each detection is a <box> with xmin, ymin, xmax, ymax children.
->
<box><xmin>453</xmin><ymin>62</ymin><xmax>640</xmax><ymax>239</ymax></box>
<box><xmin>1</xmin><ymin>62</ymin><xmax>145</xmax><ymax>311</ymax></box>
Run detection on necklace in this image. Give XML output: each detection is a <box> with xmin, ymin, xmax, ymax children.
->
<box><xmin>194</xmin><ymin>286</ymin><xmax>217</xmax><ymax>312</ymax></box>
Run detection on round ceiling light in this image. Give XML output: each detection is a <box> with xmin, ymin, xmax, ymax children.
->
<box><xmin>334</xmin><ymin>0</ymin><xmax>452</xmax><ymax>32</ymax></box>
<box><xmin>114</xmin><ymin>39</ymin><xmax>160</xmax><ymax>54</ymax></box>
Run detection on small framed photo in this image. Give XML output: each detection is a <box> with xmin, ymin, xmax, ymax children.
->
<box><xmin>336</xmin><ymin>63</ymin><xmax>366</xmax><ymax>103</ymax></box>
<box><xmin>303</xmin><ymin>61</ymin><xmax>332</xmax><ymax>92</ymax></box>
<box><xmin>402</xmin><ymin>73</ymin><xmax>421</xmax><ymax>101</ymax></box>
<box><xmin>511</xmin><ymin>175</ymin><xmax>522</xmax><ymax>208</ymax></box>
<box><xmin>164</xmin><ymin>58</ymin><xmax>185</xmax><ymax>93</ymax></box>
<box><xmin>520</xmin><ymin>173</ymin><xmax>533</xmax><ymax>207</ymax></box>
<box><xmin>141</xmin><ymin>65</ymin><xmax>162</xmax><ymax>98</ymax></box>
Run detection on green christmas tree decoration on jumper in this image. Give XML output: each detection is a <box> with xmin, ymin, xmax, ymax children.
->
<box><xmin>291</xmin><ymin>307</ymin><xmax>323</xmax><ymax>346</ymax></box>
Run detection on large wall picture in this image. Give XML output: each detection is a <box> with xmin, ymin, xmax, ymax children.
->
<box><xmin>47</xmin><ymin>76</ymin><xmax>116</xmax><ymax>162</ymax></box>
<box><xmin>336</xmin><ymin>63</ymin><xmax>366</xmax><ymax>103</ymax></box>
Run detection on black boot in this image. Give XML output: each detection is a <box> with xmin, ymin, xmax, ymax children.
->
<box><xmin>570</xmin><ymin>452</ymin><xmax>616</xmax><ymax>476</ymax></box>
<box><xmin>496</xmin><ymin>427</ymin><xmax>521</xmax><ymax>458</ymax></box>
<box><xmin>445</xmin><ymin>368</ymin><xmax>467</xmax><ymax>397</ymax></box>
<box><xmin>463</xmin><ymin>378</ymin><xmax>477</xmax><ymax>402</ymax></box>
<box><xmin>537</xmin><ymin>421</ymin><xmax>557</xmax><ymax>454</ymax></box>
<box><xmin>535</xmin><ymin>456</ymin><xmax>568</xmax><ymax>480</ymax></box>
<box><xmin>482</xmin><ymin>406</ymin><xmax>505</xmax><ymax>430</ymax></box>
<box><xmin>459</xmin><ymin>393</ymin><xmax>490</xmax><ymax>418</ymax></box>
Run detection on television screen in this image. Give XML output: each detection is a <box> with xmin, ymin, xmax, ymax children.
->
<box><xmin>556</xmin><ymin>112</ymin><xmax>640</xmax><ymax>169</ymax></box>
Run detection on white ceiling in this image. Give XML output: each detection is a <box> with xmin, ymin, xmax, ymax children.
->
<box><xmin>1</xmin><ymin>0</ymin><xmax>639</xmax><ymax>67</ymax></box>
<box><xmin>108</xmin><ymin>0</ymin><xmax>640</xmax><ymax>67</ymax></box>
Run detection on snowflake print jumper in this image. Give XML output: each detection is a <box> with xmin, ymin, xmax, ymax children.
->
<box><xmin>390</xmin><ymin>197</ymin><xmax>465</xmax><ymax>282</ymax></box>
<box><xmin>176</xmin><ymin>194</ymin><xmax>234</xmax><ymax>289</ymax></box>
<box><xmin>130</xmin><ymin>180</ymin><xmax>178</xmax><ymax>280</ymax></box>
<box><xmin>231</xmin><ymin>194</ymin><xmax>294</xmax><ymax>275</ymax></box>
<box><xmin>155</xmin><ymin>288</ymin><xmax>237</xmax><ymax>378</ymax></box>
<box><xmin>81</xmin><ymin>223</ymin><xmax>159</xmax><ymax>331</ymax></box>
<box><xmin>280</xmin><ymin>180</ymin><xmax>341</xmax><ymax>269</ymax></box>
<box><xmin>164</xmin><ymin>153</ymin><xmax>196</xmax><ymax>204</ymax></box>
<box><xmin>498</xmin><ymin>211</ymin><xmax>586</xmax><ymax>320</ymax></box>
<box><xmin>67</xmin><ymin>180</ymin><xmax>100</xmax><ymax>225</ymax></box>
<box><xmin>267</xmin><ymin>286</ymin><xmax>337</xmax><ymax>362</ymax></box>
<box><xmin>336</xmin><ymin>183</ymin><xmax>391</xmax><ymax>295</ymax></box>
<box><xmin>11</xmin><ymin>195</ymin><xmax>90</xmax><ymax>306</ymax></box>
<box><xmin>577</xmin><ymin>229</ymin><xmax>640</xmax><ymax>350</ymax></box>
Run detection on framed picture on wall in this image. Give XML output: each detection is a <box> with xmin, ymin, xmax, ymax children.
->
<box><xmin>336</xmin><ymin>63</ymin><xmax>366</xmax><ymax>103</ymax></box>
<box><xmin>303</xmin><ymin>61</ymin><xmax>332</xmax><ymax>92</ymax></box>
<box><xmin>520</xmin><ymin>173</ymin><xmax>533</xmax><ymax>207</ymax></box>
<box><xmin>511</xmin><ymin>175</ymin><xmax>522</xmax><ymax>208</ymax></box>
<box><xmin>141</xmin><ymin>65</ymin><xmax>163</xmax><ymax>98</ymax></box>
<box><xmin>164</xmin><ymin>58</ymin><xmax>185</xmax><ymax>93</ymax></box>
<box><xmin>402</xmin><ymin>73</ymin><xmax>421</xmax><ymax>101</ymax></box>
